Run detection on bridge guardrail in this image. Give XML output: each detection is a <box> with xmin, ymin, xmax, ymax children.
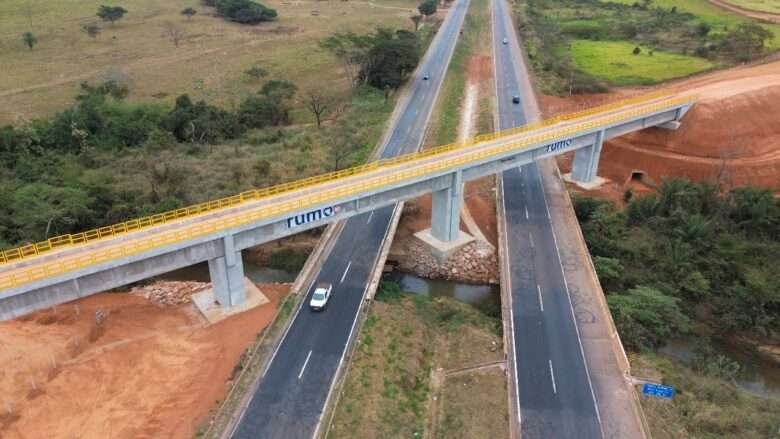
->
<box><xmin>0</xmin><ymin>93</ymin><xmax>694</xmax><ymax>290</ymax></box>
<box><xmin>0</xmin><ymin>90</ymin><xmax>674</xmax><ymax>266</ymax></box>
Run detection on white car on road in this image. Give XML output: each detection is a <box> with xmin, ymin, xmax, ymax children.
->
<box><xmin>309</xmin><ymin>282</ymin><xmax>333</xmax><ymax>311</ymax></box>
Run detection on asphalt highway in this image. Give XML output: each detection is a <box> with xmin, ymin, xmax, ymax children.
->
<box><xmin>491</xmin><ymin>0</ymin><xmax>603</xmax><ymax>437</ymax></box>
<box><xmin>230</xmin><ymin>1</ymin><xmax>470</xmax><ymax>437</ymax></box>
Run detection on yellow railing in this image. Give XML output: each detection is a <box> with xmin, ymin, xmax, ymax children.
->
<box><xmin>0</xmin><ymin>92</ymin><xmax>694</xmax><ymax>290</ymax></box>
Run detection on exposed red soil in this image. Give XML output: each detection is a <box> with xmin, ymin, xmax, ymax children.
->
<box><xmin>550</xmin><ymin>60</ymin><xmax>780</xmax><ymax>193</ymax></box>
<box><xmin>467</xmin><ymin>55</ymin><xmax>493</xmax><ymax>82</ymax></box>
<box><xmin>0</xmin><ymin>283</ymin><xmax>288</xmax><ymax>439</ymax></box>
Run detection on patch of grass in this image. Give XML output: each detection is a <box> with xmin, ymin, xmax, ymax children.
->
<box><xmin>568</xmin><ymin>40</ymin><xmax>716</xmax><ymax>85</ymax></box>
<box><xmin>0</xmin><ymin>0</ymin><xmax>420</xmax><ymax>123</ymax></box>
<box><xmin>328</xmin><ymin>295</ymin><xmax>507</xmax><ymax>439</ymax></box>
<box><xmin>633</xmin><ymin>353</ymin><xmax>780</xmax><ymax>439</ymax></box>
<box><xmin>430</xmin><ymin>0</ymin><xmax>489</xmax><ymax>146</ymax></box>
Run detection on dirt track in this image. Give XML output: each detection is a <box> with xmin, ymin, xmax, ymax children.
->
<box><xmin>707</xmin><ymin>0</ymin><xmax>780</xmax><ymax>24</ymax></box>
<box><xmin>0</xmin><ymin>283</ymin><xmax>288</xmax><ymax>439</ymax></box>
<box><xmin>547</xmin><ymin>60</ymin><xmax>780</xmax><ymax>192</ymax></box>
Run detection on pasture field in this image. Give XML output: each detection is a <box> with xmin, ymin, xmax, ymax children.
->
<box><xmin>0</xmin><ymin>0</ymin><xmax>418</xmax><ymax>124</ymax></box>
<box><xmin>568</xmin><ymin>40</ymin><xmax>716</xmax><ymax>86</ymax></box>
<box><xmin>605</xmin><ymin>0</ymin><xmax>780</xmax><ymax>48</ymax></box>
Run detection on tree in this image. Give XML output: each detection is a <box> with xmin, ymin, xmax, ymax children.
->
<box><xmin>326</xmin><ymin>120</ymin><xmax>363</xmax><ymax>171</ymax></box>
<box><xmin>97</xmin><ymin>5</ymin><xmax>128</xmax><ymax>26</ymax></box>
<box><xmin>723</xmin><ymin>23</ymin><xmax>774</xmax><ymax>62</ymax></box>
<box><xmin>82</xmin><ymin>23</ymin><xmax>101</xmax><ymax>39</ymax></box>
<box><xmin>213</xmin><ymin>0</ymin><xmax>277</xmax><ymax>24</ymax></box>
<box><xmin>245</xmin><ymin>65</ymin><xmax>268</xmax><ymax>80</ymax></box>
<box><xmin>10</xmin><ymin>183</ymin><xmax>95</xmax><ymax>241</ymax></box>
<box><xmin>360</xmin><ymin>28</ymin><xmax>421</xmax><ymax>93</ymax></box>
<box><xmin>181</xmin><ymin>7</ymin><xmax>197</xmax><ymax>21</ymax></box>
<box><xmin>22</xmin><ymin>32</ymin><xmax>37</xmax><ymax>50</ymax></box>
<box><xmin>410</xmin><ymin>14</ymin><xmax>423</xmax><ymax>31</ymax></box>
<box><xmin>304</xmin><ymin>90</ymin><xmax>330</xmax><ymax>128</ymax></box>
<box><xmin>418</xmin><ymin>0</ymin><xmax>437</xmax><ymax>18</ymax></box>
<box><xmin>162</xmin><ymin>23</ymin><xmax>186</xmax><ymax>48</ymax></box>
<box><xmin>608</xmin><ymin>286</ymin><xmax>691</xmax><ymax>350</ymax></box>
<box><xmin>320</xmin><ymin>31</ymin><xmax>371</xmax><ymax>87</ymax></box>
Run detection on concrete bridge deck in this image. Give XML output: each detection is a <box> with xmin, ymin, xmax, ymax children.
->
<box><xmin>0</xmin><ymin>92</ymin><xmax>694</xmax><ymax>319</ymax></box>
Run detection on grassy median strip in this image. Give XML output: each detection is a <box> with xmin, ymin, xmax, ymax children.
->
<box><xmin>429</xmin><ymin>0</ymin><xmax>492</xmax><ymax>146</ymax></box>
<box><xmin>326</xmin><ymin>288</ymin><xmax>507</xmax><ymax>439</ymax></box>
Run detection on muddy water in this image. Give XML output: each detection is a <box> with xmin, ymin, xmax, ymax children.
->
<box><xmin>391</xmin><ymin>272</ymin><xmax>501</xmax><ymax>311</ymax></box>
<box><xmin>660</xmin><ymin>338</ymin><xmax>780</xmax><ymax>399</ymax></box>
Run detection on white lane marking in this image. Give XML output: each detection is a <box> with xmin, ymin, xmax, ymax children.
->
<box><xmin>524</xmin><ymin>207</ymin><xmax>529</xmax><ymax>220</ymax></box>
<box><xmin>537</xmin><ymin>168</ymin><xmax>603</xmax><ymax>428</ymax></box>
<box><xmin>298</xmin><ymin>350</ymin><xmax>313</xmax><ymax>379</ymax></box>
<box><xmin>340</xmin><ymin>261</ymin><xmax>352</xmax><ymax>283</ymax></box>
<box><xmin>367</xmin><ymin>211</ymin><xmax>374</xmax><ymax>223</ymax></box>
<box><xmin>529</xmin><ymin>231</ymin><xmax>534</xmax><ymax>248</ymax></box>
<box><xmin>549</xmin><ymin>359</ymin><xmax>557</xmax><ymax>394</ymax></box>
<box><xmin>501</xmin><ymin>176</ymin><xmax>522</xmax><ymax>429</ymax></box>
<box><xmin>537</xmin><ymin>284</ymin><xmax>544</xmax><ymax>312</ymax></box>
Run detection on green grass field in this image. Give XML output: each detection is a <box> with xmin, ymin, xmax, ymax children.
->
<box><xmin>604</xmin><ymin>0</ymin><xmax>780</xmax><ymax>48</ymax></box>
<box><xmin>568</xmin><ymin>40</ymin><xmax>716</xmax><ymax>85</ymax></box>
<box><xmin>722</xmin><ymin>0</ymin><xmax>780</xmax><ymax>14</ymax></box>
<box><xmin>0</xmin><ymin>0</ymin><xmax>419</xmax><ymax>124</ymax></box>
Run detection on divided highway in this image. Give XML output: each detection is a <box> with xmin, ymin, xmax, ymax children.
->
<box><xmin>492</xmin><ymin>0</ymin><xmax>603</xmax><ymax>437</ymax></box>
<box><xmin>230</xmin><ymin>1</ymin><xmax>470</xmax><ymax>437</ymax></box>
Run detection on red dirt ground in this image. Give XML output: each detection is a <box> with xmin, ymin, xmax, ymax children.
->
<box><xmin>0</xmin><ymin>283</ymin><xmax>288</xmax><ymax>439</ymax></box>
<box><xmin>549</xmin><ymin>60</ymin><xmax>780</xmax><ymax>193</ymax></box>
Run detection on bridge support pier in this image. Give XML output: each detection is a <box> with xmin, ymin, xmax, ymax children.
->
<box><xmin>571</xmin><ymin>129</ymin><xmax>605</xmax><ymax>184</ymax></box>
<box><xmin>415</xmin><ymin>170</ymin><xmax>474</xmax><ymax>262</ymax></box>
<box><xmin>208</xmin><ymin>234</ymin><xmax>246</xmax><ymax>307</ymax></box>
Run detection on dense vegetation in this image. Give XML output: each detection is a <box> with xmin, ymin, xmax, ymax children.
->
<box><xmin>574</xmin><ymin>179</ymin><xmax>780</xmax><ymax>350</ymax></box>
<box><xmin>516</xmin><ymin>0</ymin><xmax>776</xmax><ymax>93</ymax></box>
<box><xmin>0</xmin><ymin>27</ymin><xmax>422</xmax><ymax>249</ymax></box>
<box><xmin>202</xmin><ymin>0</ymin><xmax>277</xmax><ymax>24</ymax></box>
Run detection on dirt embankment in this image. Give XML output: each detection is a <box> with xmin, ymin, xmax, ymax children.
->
<box><xmin>547</xmin><ymin>60</ymin><xmax>780</xmax><ymax>195</ymax></box>
<box><xmin>0</xmin><ymin>282</ymin><xmax>288</xmax><ymax>438</ymax></box>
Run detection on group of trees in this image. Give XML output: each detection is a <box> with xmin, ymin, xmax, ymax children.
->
<box><xmin>202</xmin><ymin>0</ymin><xmax>277</xmax><ymax>24</ymax></box>
<box><xmin>574</xmin><ymin>179</ymin><xmax>780</xmax><ymax>350</ymax></box>
<box><xmin>320</xmin><ymin>28</ymin><xmax>421</xmax><ymax>96</ymax></box>
<box><xmin>519</xmin><ymin>0</ymin><xmax>775</xmax><ymax>95</ymax></box>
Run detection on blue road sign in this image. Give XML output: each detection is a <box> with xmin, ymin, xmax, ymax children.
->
<box><xmin>642</xmin><ymin>383</ymin><xmax>675</xmax><ymax>399</ymax></box>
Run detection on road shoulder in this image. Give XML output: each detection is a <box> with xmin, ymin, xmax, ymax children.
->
<box><xmin>537</xmin><ymin>158</ymin><xmax>648</xmax><ymax>439</ymax></box>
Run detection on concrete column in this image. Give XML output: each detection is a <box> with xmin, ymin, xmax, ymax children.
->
<box><xmin>571</xmin><ymin>130</ymin><xmax>605</xmax><ymax>183</ymax></box>
<box><xmin>415</xmin><ymin>170</ymin><xmax>474</xmax><ymax>262</ymax></box>
<box><xmin>431</xmin><ymin>170</ymin><xmax>463</xmax><ymax>242</ymax></box>
<box><xmin>208</xmin><ymin>234</ymin><xmax>246</xmax><ymax>307</ymax></box>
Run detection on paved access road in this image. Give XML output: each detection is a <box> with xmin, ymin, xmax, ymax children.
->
<box><xmin>230</xmin><ymin>1</ymin><xmax>470</xmax><ymax>437</ymax></box>
<box><xmin>491</xmin><ymin>0</ymin><xmax>603</xmax><ymax>437</ymax></box>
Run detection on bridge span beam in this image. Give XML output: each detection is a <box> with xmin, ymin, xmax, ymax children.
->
<box><xmin>208</xmin><ymin>234</ymin><xmax>246</xmax><ymax>307</ymax></box>
<box><xmin>571</xmin><ymin>129</ymin><xmax>605</xmax><ymax>184</ymax></box>
<box><xmin>415</xmin><ymin>170</ymin><xmax>474</xmax><ymax>262</ymax></box>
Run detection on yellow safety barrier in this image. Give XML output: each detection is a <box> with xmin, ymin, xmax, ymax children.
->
<box><xmin>0</xmin><ymin>92</ymin><xmax>694</xmax><ymax>290</ymax></box>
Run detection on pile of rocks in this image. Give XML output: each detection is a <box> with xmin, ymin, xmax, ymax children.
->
<box><xmin>395</xmin><ymin>238</ymin><xmax>499</xmax><ymax>284</ymax></box>
<box><xmin>130</xmin><ymin>281</ymin><xmax>210</xmax><ymax>306</ymax></box>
